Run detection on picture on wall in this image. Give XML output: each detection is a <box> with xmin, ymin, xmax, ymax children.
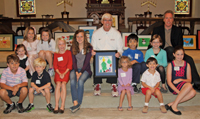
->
<box><xmin>54</xmin><ymin>32</ymin><xmax>74</xmax><ymax>50</ymax></box>
<box><xmin>0</xmin><ymin>34</ymin><xmax>14</xmax><ymax>51</ymax></box>
<box><xmin>78</xmin><ymin>26</ymin><xmax>97</xmax><ymax>43</ymax></box>
<box><xmin>14</xmin><ymin>35</ymin><xmax>24</xmax><ymax>50</ymax></box>
<box><xmin>17</xmin><ymin>0</ymin><xmax>36</xmax><ymax>16</ymax></box>
<box><xmin>137</xmin><ymin>35</ymin><xmax>151</xmax><ymax>50</ymax></box>
<box><xmin>174</xmin><ymin>0</ymin><xmax>190</xmax><ymax>15</ymax></box>
<box><xmin>112</xmin><ymin>15</ymin><xmax>118</xmax><ymax>30</ymax></box>
<box><xmin>122</xmin><ymin>32</ymin><xmax>132</xmax><ymax>50</ymax></box>
<box><xmin>94</xmin><ymin>50</ymin><xmax>118</xmax><ymax>78</ymax></box>
<box><xmin>183</xmin><ymin>35</ymin><xmax>196</xmax><ymax>49</ymax></box>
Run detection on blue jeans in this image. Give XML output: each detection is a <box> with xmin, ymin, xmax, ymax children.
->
<box><xmin>70</xmin><ymin>69</ymin><xmax>89</xmax><ymax>104</ymax></box>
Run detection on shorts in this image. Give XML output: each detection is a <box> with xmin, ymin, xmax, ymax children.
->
<box><xmin>32</xmin><ymin>86</ymin><xmax>53</xmax><ymax>95</ymax></box>
<box><xmin>141</xmin><ymin>87</ymin><xmax>160</xmax><ymax>98</ymax></box>
<box><xmin>7</xmin><ymin>87</ymin><xmax>28</xmax><ymax>98</ymax></box>
<box><xmin>168</xmin><ymin>81</ymin><xmax>186</xmax><ymax>95</ymax></box>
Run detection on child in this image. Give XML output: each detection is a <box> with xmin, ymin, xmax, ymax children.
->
<box><xmin>37</xmin><ymin>28</ymin><xmax>55</xmax><ymax>77</ymax></box>
<box><xmin>122</xmin><ymin>34</ymin><xmax>147</xmax><ymax>93</ymax></box>
<box><xmin>25</xmin><ymin>58</ymin><xmax>54</xmax><ymax>112</ymax></box>
<box><xmin>53</xmin><ymin>37</ymin><xmax>72</xmax><ymax>114</ymax></box>
<box><xmin>166</xmin><ymin>46</ymin><xmax>196</xmax><ymax>115</ymax></box>
<box><xmin>117</xmin><ymin>56</ymin><xmax>134</xmax><ymax>111</ymax></box>
<box><xmin>22</xmin><ymin>27</ymin><xmax>39</xmax><ymax>75</ymax></box>
<box><xmin>0</xmin><ymin>54</ymin><xmax>28</xmax><ymax>114</ymax></box>
<box><xmin>144</xmin><ymin>34</ymin><xmax>168</xmax><ymax>93</ymax></box>
<box><xmin>15</xmin><ymin>44</ymin><xmax>31</xmax><ymax>79</ymax></box>
<box><xmin>141</xmin><ymin>57</ymin><xmax>167</xmax><ymax>113</ymax></box>
<box><xmin>70</xmin><ymin>29</ymin><xmax>93</xmax><ymax>113</ymax></box>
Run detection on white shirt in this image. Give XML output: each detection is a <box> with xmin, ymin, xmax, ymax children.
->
<box><xmin>37</xmin><ymin>39</ymin><xmax>56</xmax><ymax>53</ymax></box>
<box><xmin>91</xmin><ymin>27</ymin><xmax>123</xmax><ymax>55</ymax></box>
<box><xmin>141</xmin><ymin>69</ymin><xmax>161</xmax><ymax>88</ymax></box>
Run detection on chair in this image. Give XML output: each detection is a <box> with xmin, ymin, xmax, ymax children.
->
<box><xmin>16</xmin><ymin>17</ymin><xmax>26</xmax><ymax>35</ymax></box>
<box><xmin>135</xmin><ymin>13</ymin><xmax>150</xmax><ymax>35</ymax></box>
<box><xmin>38</xmin><ymin>14</ymin><xmax>54</xmax><ymax>34</ymax></box>
<box><xmin>176</xmin><ymin>21</ymin><xmax>190</xmax><ymax>35</ymax></box>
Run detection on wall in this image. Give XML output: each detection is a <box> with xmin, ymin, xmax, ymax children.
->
<box><xmin>2</xmin><ymin>0</ymin><xmax>200</xmax><ymax>34</ymax></box>
<box><xmin>0</xmin><ymin>0</ymin><xmax>5</xmax><ymax>15</ymax></box>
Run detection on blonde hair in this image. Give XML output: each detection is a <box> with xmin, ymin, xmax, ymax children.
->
<box><xmin>34</xmin><ymin>58</ymin><xmax>46</xmax><ymax>67</ymax></box>
<box><xmin>23</xmin><ymin>27</ymin><xmax>37</xmax><ymax>41</ymax></box>
<box><xmin>118</xmin><ymin>56</ymin><xmax>132</xmax><ymax>68</ymax></box>
<box><xmin>101</xmin><ymin>13</ymin><xmax>113</xmax><ymax>22</ymax></box>
<box><xmin>55</xmin><ymin>37</ymin><xmax>67</xmax><ymax>53</ymax></box>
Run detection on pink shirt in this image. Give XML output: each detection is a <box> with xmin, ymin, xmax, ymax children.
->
<box><xmin>22</xmin><ymin>40</ymin><xmax>39</xmax><ymax>55</ymax></box>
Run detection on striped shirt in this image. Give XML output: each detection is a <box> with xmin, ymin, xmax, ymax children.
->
<box><xmin>0</xmin><ymin>67</ymin><xmax>28</xmax><ymax>87</ymax></box>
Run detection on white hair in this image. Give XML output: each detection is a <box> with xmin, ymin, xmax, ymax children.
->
<box><xmin>101</xmin><ymin>13</ymin><xmax>113</xmax><ymax>22</ymax></box>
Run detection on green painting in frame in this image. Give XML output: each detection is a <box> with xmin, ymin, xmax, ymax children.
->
<box><xmin>174</xmin><ymin>0</ymin><xmax>190</xmax><ymax>15</ymax></box>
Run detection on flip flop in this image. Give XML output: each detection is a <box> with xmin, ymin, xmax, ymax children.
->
<box><xmin>127</xmin><ymin>106</ymin><xmax>133</xmax><ymax>111</ymax></box>
<box><xmin>117</xmin><ymin>106</ymin><xmax>123</xmax><ymax>111</ymax></box>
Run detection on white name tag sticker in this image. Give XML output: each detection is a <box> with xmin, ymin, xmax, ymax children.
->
<box><xmin>120</xmin><ymin>73</ymin><xmax>126</xmax><ymax>77</ymax></box>
<box><xmin>174</xmin><ymin>66</ymin><xmax>180</xmax><ymax>71</ymax></box>
<box><xmin>36</xmin><ymin>80</ymin><xmax>41</xmax><ymax>84</ymax></box>
<box><xmin>151</xmin><ymin>55</ymin><xmax>155</xmax><ymax>57</ymax></box>
<box><xmin>135</xmin><ymin>54</ymin><xmax>138</xmax><ymax>59</ymax></box>
<box><xmin>27</xmin><ymin>47</ymin><xmax>32</xmax><ymax>51</ymax></box>
<box><xmin>58</xmin><ymin>57</ymin><xmax>63</xmax><ymax>61</ymax></box>
<box><xmin>15</xmin><ymin>77</ymin><xmax>20</xmax><ymax>83</ymax></box>
<box><xmin>82</xmin><ymin>49</ymin><xmax>84</xmax><ymax>55</ymax></box>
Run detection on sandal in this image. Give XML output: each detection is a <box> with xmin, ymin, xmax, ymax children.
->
<box><xmin>117</xmin><ymin>106</ymin><xmax>123</xmax><ymax>111</ymax></box>
<box><xmin>127</xmin><ymin>106</ymin><xmax>133</xmax><ymax>111</ymax></box>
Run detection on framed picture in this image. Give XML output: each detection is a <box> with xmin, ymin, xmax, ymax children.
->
<box><xmin>17</xmin><ymin>0</ymin><xmax>36</xmax><ymax>16</ymax></box>
<box><xmin>197</xmin><ymin>30</ymin><xmax>200</xmax><ymax>49</ymax></box>
<box><xmin>14</xmin><ymin>35</ymin><xmax>24</xmax><ymax>50</ymax></box>
<box><xmin>137</xmin><ymin>35</ymin><xmax>151</xmax><ymax>50</ymax></box>
<box><xmin>112</xmin><ymin>15</ymin><xmax>118</xmax><ymax>30</ymax></box>
<box><xmin>183</xmin><ymin>35</ymin><xmax>196</xmax><ymax>49</ymax></box>
<box><xmin>94</xmin><ymin>50</ymin><xmax>118</xmax><ymax>78</ymax></box>
<box><xmin>0</xmin><ymin>34</ymin><xmax>14</xmax><ymax>51</ymax></box>
<box><xmin>37</xmin><ymin>34</ymin><xmax>41</xmax><ymax>40</ymax></box>
<box><xmin>122</xmin><ymin>32</ymin><xmax>132</xmax><ymax>50</ymax></box>
<box><xmin>174</xmin><ymin>0</ymin><xmax>192</xmax><ymax>17</ymax></box>
<box><xmin>78</xmin><ymin>26</ymin><xmax>97</xmax><ymax>43</ymax></box>
<box><xmin>54</xmin><ymin>32</ymin><xmax>74</xmax><ymax>50</ymax></box>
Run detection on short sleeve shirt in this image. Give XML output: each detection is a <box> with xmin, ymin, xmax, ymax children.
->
<box><xmin>31</xmin><ymin>70</ymin><xmax>51</xmax><ymax>87</ymax></box>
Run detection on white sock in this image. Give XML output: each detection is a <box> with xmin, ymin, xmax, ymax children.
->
<box><xmin>144</xmin><ymin>103</ymin><xmax>148</xmax><ymax>106</ymax></box>
<box><xmin>160</xmin><ymin>103</ymin><xmax>164</xmax><ymax>106</ymax></box>
<box><xmin>10</xmin><ymin>102</ymin><xmax>14</xmax><ymax>106</ymax></box>
<box><xmin>31</xmin><ymin>103</ymin><xmax>34</xmax><ymax>105</ymax></box>
<box><xmin>132</xmin><ymin>83</ymin><xmax>137</xmax><ymax>86</ymax></box>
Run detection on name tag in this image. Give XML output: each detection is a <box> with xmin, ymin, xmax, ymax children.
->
<box><xmin>120</xmin><ymin>73</ymin><xmax>126</xmax><ymax>77</ymax></box>
<box><xmin>15</xmin><ymin>77</ymin><xmax>20</xmax><ymax>83</ymax></box>
<box><xmin>36</xmin><ymin>80</ymin><xmax>41</xmax><ymax>84</ymax></box>
<box><xmin>58</xmin><ymin>57</ymin><xmax>63</xmax><ymax>61</ymax></box>
<box><xmin>110</xmin><ymin>39</ymin><xmax>115</xmax><ymax>41</ymax></box>
<box><xmin>151</xmin><ymin>55</ymin><xmax>155</xmax><ymax>57</ymax></box>
<box><xmin>27</xmin><ymin>47</ymin><xmax>32</xmax><ymax>51</ymax></box>
<box><xmin>174</xmin><ymin>66</ymin><xmax>180</xmax><ymax>71</ymax></box>
<box><xmin>135</xmin><ymin>54</ymin><xmax>138</xmax><ymax>59</ymax></box>
<box><xmin>82</xmin><ymin>49</ymin><xmax>84</xmax><ymax>55</ymax></box>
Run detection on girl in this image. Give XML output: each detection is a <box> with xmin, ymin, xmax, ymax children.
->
<box><xmin>15</xmin><ymin>44</ymin><xmax>31</xmax><ymax>78</ymax></box>
<box><xmin>37</xmin><ymin>28</ymin><xmax>55</xmax><ymax>77</ymax></box>
<box><xmin>117</xmin><ymin>56</ymin><xmax>134</xmax><ymax>111</ymax></box>
<box><xmin>166</xmin><ymin>46</ymin><xmax>196</xmax><ymax>115</ymax></box>
<box><xmin>22</xmin><ymin>27</ymin><xmax>39</xmax><ymax>75</ymax></box>
<box><xmin>144</xmin><ymin>34</ymin><xmax>168</xmax><ymax>93</ymax></box>
<box><xmin>70</xmin><ymin>29</ymin><xmax>93</xmax><ymax>113</ymax></box>
<box><xmin>53</xmin><ymin>37</ymin><xmax>72</xmax><ymax>114</ymax></box>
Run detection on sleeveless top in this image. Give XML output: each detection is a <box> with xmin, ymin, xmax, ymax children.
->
<box><xmin>19</xmin><ymin>57</ymin><xmax>31</xmax><ymax>78</ymax></box>
<box><xmin>171</xmin><ymin>60</ymin><xmax>187</xmax><ymax>83</ymax></box>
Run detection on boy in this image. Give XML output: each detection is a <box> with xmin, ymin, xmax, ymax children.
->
<box><xmin>122</xmin><ymin>34</ymin><xmax>147</xmax><ymax>93</ymax></box>
<box><xmin>141</xmin><ymin>57</ymin><xmax>167</xmax><ymax>113</ymax></box>
<box><xmin>25</xmin><ymin>58</ymin><xmax>54</xmax><ymax>112</ymax></box>
<box><xmin>0</xmin><ymin>54</ymin><xmax>28</xmax><ymax>114</ymax></box>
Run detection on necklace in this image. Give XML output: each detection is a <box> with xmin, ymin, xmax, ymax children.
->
<box><xmin>37</xmin><ymin>74</ymin><xmax>43</xmax><ymax>79</ymax></box>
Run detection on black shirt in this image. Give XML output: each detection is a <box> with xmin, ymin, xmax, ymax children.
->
<box><xmin>31</xmin><ymin>70</ymin><xmax>51</xmax><ymax>87</ymax></box>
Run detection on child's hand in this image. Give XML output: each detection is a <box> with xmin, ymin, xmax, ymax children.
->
<box><xmin>122</xmin><ymin>84</ymin><xmax>125</xmax><ymax>87</ymax></box>
<box><xmin>40</xmin><ymin>90</ymin><xmax>45</xmax><ymax>96</ymax></box>
<box><xmin>131</xmin><ymin>60</ymin><xmax>138</xmax><ymax>65</ymax></box>
<box><xmin>12</xmin><ymin>85</ymin><xmax>19</xmax><ymax>95</ymax></box>
<box><xmin>150</xmin><ymin>87</ymin><xmax>155</xmax><ymax>94</ymax></box>
<box><xmin>76</xmin><ymin>73</ymin><xmax>82</xmax><ymax>81</ymax></box>
<box><xmin>36</xmin><ymin>88</ymin><xmax>41</xmax><ymax>94</ymax></box>
<box><xmin>126</xmin><ymin>83</ymin><xmax>131</xmax><ymax>86</ymax></box>
<box><xmin>60</xmin><ymin>73</ymin><xmax>65</xmax><ymax>79</ymax></box>
<box><xmin>173</xmin><ymin>79</ymin><xmax>182</xmax><ymax>84</ymax></box>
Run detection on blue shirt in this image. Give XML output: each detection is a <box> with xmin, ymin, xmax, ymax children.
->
<box><xmin>122</xmin><ymin>48</ymin><xmax>144</xmax><ymax>63</ymax></box>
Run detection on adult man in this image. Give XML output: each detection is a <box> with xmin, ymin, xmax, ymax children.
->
<box><xmin>91</xmin><ymin>13</ymin><xmax>123</xmax><ymax>96</ymax></box>
<box><xmin>152</xmin><ymin>10</ymin><xmax>200</xmax><ymax>90</ymax></box>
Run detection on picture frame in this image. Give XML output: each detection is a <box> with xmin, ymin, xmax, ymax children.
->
<box><xmin>78</xmin><ymin>26</ymin><xmax>97</xmax><ymax>43</ymax></box>
<box><xmin>197</xmin><ymin>30</ymin><xmax>200</xmax><ymax>49</ymax></box>
<box><xmin>174</xmin><ymin>0</ymin><xmax>192</xmax><ymax>17</ymax></box>
<box><xmin>0</xmin><ymin>34</ymin><xmax>14</xmax><ymax>51</ymax></box>
<box><xmin>122</xmin><ymin>32</ymin><xmax>132</xmax><ymax>50</ymax></box>
<box><xmin>17</xmin><ymin>0</ymin><xmax>36</xmax><ymax>17</ymax></box>
<box><xmin>137</xmin><ymin>35</ymin><xmax>151</xmax><ymax>50</ymax></box>
<box><xmin>54</xmin><ymin>32</ymin><xmax>74</xmax><ymax>50</ymax></box>
<box><xmin>183</xmin><ymin>35</ymin><xmax>197</xmax><ymax>49</ymax></box>
<box><xmin>112</xmin><ymin>15</ymin><xmax>118</xmax><ymax>30</ymax></box>
<box><xmin>94</xmin><ymin>50</ymin><xmax>118</xmax><ymax>78</ymax></box>
<box><xmin>14</xmin><ymin>35</ymin><xmax>24</xmax><ymax>50</ymax></box>
<box><xmin>37</xmin><ymin>34</ymin><xmax>41</xmax><ymax>40</ymax></box>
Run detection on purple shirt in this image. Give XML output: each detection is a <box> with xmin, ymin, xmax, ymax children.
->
<box><xmin>118</xmin><ymin>68</ymin><xmax>132</xmax><ymax>86</ymax></box>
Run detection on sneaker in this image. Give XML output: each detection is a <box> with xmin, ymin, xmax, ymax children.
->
<box><xmin>160</xmin><ymin>105</ymin><xmax>167</xmax><ymax>113</ymax></box>
<box><xmin>16</xmin><ymin>102</ymin><xmax>24</xmax><ymax>113</ymax></box>
<box><xmin>48</xmin><ymin>68</ymin><xmax>54</xmax><ymax>77</ymax></box>
<box><xmin>160</xmin><ymin>87</ymin><xmax>168</xmax><ymax>93</ymax></box>
<box><xmin>70</xmin><ymin>104</ymin><xmax>81</xmax><ymax>113</ymax></box>
<box><xmin>142</xmin><ymin>106</ymin><xmax>148</xmax><ymax>113</ymax></box>
<box><xmin>94</xmin><ymin>84</ymin><xmax>101</xmax><ymax>96</ymax></box>
<box><xmin>47</xmin><ymin>103</ymin><xmax>54</xmax><ymax>112</ymax></box>
<box><xmin>3</xmin><ymin>102</ymin><xmax>15</xmax><ymax>114</ymax></box>
<box><xmin>132</xmin><ymin>84</ymin><xmax>139</xmax><ymax>93</ymax></box>
<box><xmin>25</xmin><ymin>103</ymin><xmax>35</xmax><ymax>112</ymax></box>
<box><xmin>111</xmin><ymin>84</ymin><xmax>118</xmax><ymax>97</ymax></box>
